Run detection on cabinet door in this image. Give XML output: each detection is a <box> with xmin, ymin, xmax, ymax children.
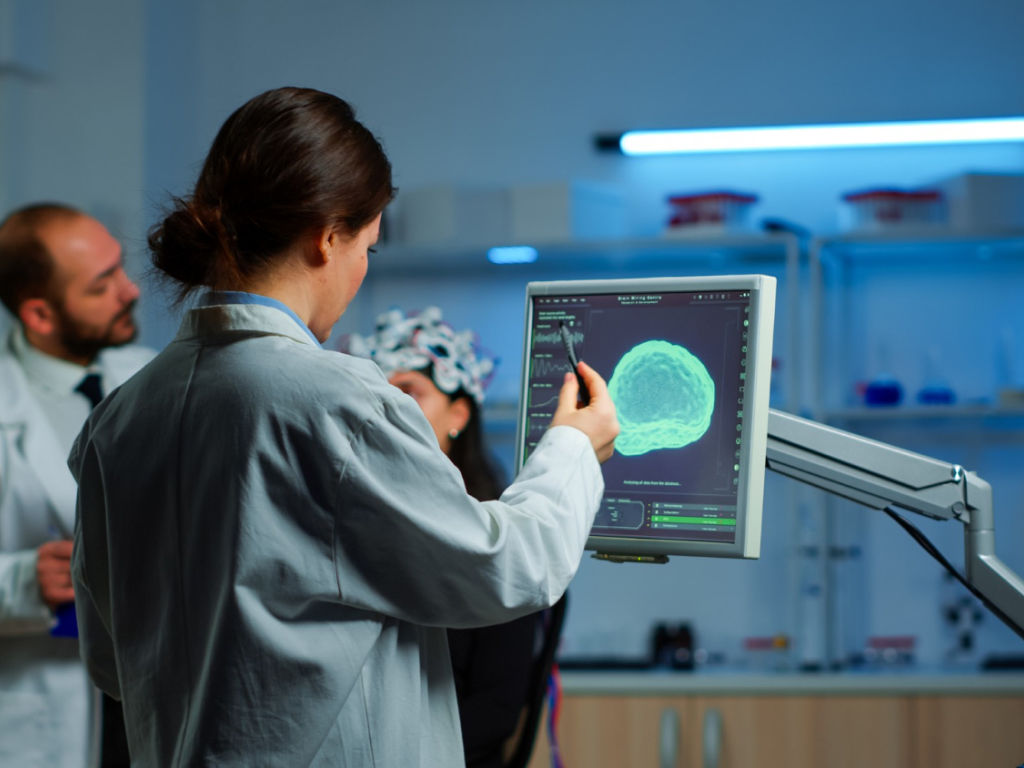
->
<box><xmin>530</xmin><ymin>694</ymin><xmax>917</xmax><ymax>768</ymax></box>
<box><xmin>689</xmin><ymin>695</ymin><xmax>914</xmax><ymax>768</ymax></box>
<box><xmin>532</xmin><ymin>695</ymin><xmax>689</xmax><ymax>767</ymax></box>
<box><xmin>913</xmin><ymin>695</ymin><xmax>1024</xmax><ymax>768</ymax></box>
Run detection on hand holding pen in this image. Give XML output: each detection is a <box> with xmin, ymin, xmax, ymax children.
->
<box><xmin>559</xmin><ymin>321</ymin><xmax>590</xmax><ymax>405</ymax></box>
<box><xmin>551</xmin><ymin>322</ymin><xmax>619</xmax><ymax>462</ymax></box>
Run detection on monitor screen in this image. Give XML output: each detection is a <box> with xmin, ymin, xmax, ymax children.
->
<box><xmin>515</xmin><ymin>275</ymin><xmax>776</xmax><ymax>559</ymax></box>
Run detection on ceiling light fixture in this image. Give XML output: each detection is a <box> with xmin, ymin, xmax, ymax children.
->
<box><xmin>487</xmin><ymin>246</ymin><xmax>538</xmax><ymax>265</ymax></box>
<box><xmin>594</xmin><ymin>117</ymin><xmax>1024</xmax><ymax>156</ymax></box>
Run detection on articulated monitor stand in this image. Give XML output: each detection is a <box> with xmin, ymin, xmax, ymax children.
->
<box><xmin>767</xmin><ymin>408</ymin><xmax>1024</xmax><ymax>636</ymax></box>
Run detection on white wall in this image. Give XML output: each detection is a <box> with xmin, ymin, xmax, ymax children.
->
<box><xmin>1</xmin><ymin>0</ymin><xmax>146</xmax><ymax>275</ymax></box>
<box><xmin>143</xmin><ymin>0</ymin><xmax>1024</xmax><ymax>233</ymax></box>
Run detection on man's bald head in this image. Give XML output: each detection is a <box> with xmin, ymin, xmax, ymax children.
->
<box><xmin>0</xmin><ymin>203</ymin><xmax>141</xmax><ymax>364</ymax></box>
<box><xmin>0</xmin><ymin>202</ymin><xmax>84</xmax><ymax>316</ymax></box>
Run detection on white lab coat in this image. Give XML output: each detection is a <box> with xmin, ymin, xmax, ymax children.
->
<box><xmin>0</xmin><ymin>329</ymin><xmax>154</xmax><ymax>767</ymax></box>
<box><xmin>70</xmin><ymin>301</ymin><xmax>603</xmax><ymax>767</ymax></box>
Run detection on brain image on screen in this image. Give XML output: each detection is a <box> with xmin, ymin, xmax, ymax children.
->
<box><xmin>607</xmin><ymin>339</ymin><xmax>715</xmax><ymax>456</ymax></box>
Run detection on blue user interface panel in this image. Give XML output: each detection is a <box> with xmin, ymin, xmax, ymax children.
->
<box><xmin>517</xmin><ymin>275</ymin><xmax>775</xmax><ymax>559</ymax></box>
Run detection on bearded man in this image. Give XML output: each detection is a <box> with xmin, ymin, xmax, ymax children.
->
<box><xmin>0</xmin><ymin>203</ymin><xmax>155</xmax><ymax>767</ymax></box>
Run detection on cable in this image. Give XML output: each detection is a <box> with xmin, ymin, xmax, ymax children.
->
<box><xmin>884</xmin><ymin>506</ymin><xmax>1024</xmax><ymax>642</ymax></box>
<box><xmin>545</xmin><ymin>664</ymin><xmax>564</xmax><ymax>768</ymax></box>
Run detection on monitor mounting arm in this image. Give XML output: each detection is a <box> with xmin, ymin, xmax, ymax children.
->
<box><xmin>766</xmin><ymin>408</ymin><xmax>1024</xmax><ymax>635</ymax></box>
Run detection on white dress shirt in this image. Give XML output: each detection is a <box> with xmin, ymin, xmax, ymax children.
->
<box><xmin>10</xmin><ymin>326</ymin><xmax>98</xmax><ymax>456</ymax></box>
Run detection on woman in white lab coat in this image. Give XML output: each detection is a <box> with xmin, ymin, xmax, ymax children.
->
<box><xmin>68</xmin><ymin>86</ymin><xmax>618</xmax><ymax>767</ymax></box>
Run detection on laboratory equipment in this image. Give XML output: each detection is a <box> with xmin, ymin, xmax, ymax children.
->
<box><xmin>767</xmin><ymin>408</ymin><xmax>1024</xmax><ymax>639</ymax></box>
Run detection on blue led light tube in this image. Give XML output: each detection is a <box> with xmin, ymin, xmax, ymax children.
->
<box><xmin>619</xmin><ymin>117</ymin><xmax>1024</xmax><ymax>155</ymax></box>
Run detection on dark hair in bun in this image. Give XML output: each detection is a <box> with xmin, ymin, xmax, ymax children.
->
<box><xmin>149</xmin><ymin>87</ymin><xmax>394</xmax><ymax>303</ymax></box>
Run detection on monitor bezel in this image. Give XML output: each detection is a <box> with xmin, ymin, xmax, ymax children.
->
<box><xmin>515</xmin><ymin>274</ymin><xmax>776</xmax><ymax>560</ymax></box>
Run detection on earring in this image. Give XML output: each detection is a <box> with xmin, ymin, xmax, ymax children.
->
<box><xmin>448</xmin><ymin>428</ymin><xmax>460</xmax><ymax>439</ymax></box>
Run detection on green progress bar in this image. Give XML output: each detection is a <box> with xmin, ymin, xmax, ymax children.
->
<box><xmin>650</xmin><ymin>515</ymin><xmax>737</xmax><ymax>526</ymax></box>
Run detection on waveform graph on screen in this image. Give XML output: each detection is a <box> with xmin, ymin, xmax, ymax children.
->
<box><xmin>607</xmin><ymin>339</ymin><xmax>715</xmax><ymax>457</ymax></box>
<box><xmin>530</xmin><ymin>355</ymin><xmax>572</xmax><ymax>378</ymax></box>
<box><xmin>521</xmin><ymin>316</ymin><xmax>587</xmax><ymax>450</ymax></box>
<box><xmin>533</xmin><ymin>328</ymin><xmax>584</xmax><ymax>347</ymax></box>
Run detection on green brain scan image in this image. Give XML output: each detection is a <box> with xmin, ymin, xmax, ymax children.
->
<box><xmin>607</xmin><ymin>339</ymin><xmax>715</xmax><ymax>457</ymax></box>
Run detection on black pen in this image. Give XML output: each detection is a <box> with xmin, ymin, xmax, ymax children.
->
<box><xmin>558</xmin><ymin>321</ymin><xmax>590</xmax><ymax>405</ymax></box>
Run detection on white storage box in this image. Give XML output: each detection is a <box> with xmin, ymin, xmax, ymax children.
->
<box><xmin>839</xmin><ymin>187</ymin><xmax>945</xmax><ymax>233</ymax></box>
<box><xmin>664</xmin><ymin>190</ymin><xmax>759</xmax><ymax>237</ymax></box>
<box><xmin>509</xmin><ymin>181</ymin><xmax>626</xmax><ymax>242</ymax></box>
<box><xmin>938</xmin><ymin>172</ymin><xmax>1024</xmax><ymax>231</ymax></box>
<box><xmin>397</xmin><ymin>185</ymin><xmax>511</xmax><ymax>245</ymax></box>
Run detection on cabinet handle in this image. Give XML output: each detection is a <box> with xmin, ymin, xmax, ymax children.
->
<box><xmin>703</xmin><ymin>707</ymin><xmax>723</xmax><ymax>768</ymax></box>
<box><xmin>658</xmin><ymin>707</ymin><xmax>680</xmax><ymax>768</ymax></box>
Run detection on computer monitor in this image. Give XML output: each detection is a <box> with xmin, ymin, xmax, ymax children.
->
<box><xmin>515</xmin><ymin>275</ymin><xmax>776</xmax><ymax>560</ymax></box>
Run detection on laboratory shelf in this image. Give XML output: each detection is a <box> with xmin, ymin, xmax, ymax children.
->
<box><xmin>820</xmin><ymin>407</ymin><xmax>1024</xmax><ymax>448</ymax></box>
<box><xmin>809</xmin><ymin>229</ymin><xmax>1024</xmax><ymax>417</ymax></box>
<box><xmin>822</xmin><ymin>405</ymin><xmax>1024</xmax><ymax>423</ymax></box>
<box><xmin>370</xmin><ymin>232</ymin><xmax>799</xmax><ymax>276</ymax></box>
<box><xmin>811</xmin><ymin>228</ymin><xmax>1024</xmax><ymax>265</ymax></box>
<box><xmin>802</xmin><ymin>227</ymin><xmax>1024</xmax><ymax>673</ymax></box>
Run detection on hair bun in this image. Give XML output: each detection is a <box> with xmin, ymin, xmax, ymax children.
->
<box><xmin>149</xmin><ymin>199</ymin><xmax>234</xmax><ymax>298</ymax></box>
<box><xmin>148</xmin><ymin>87</ymin><xmax>394</xmax><ymax>304</ymax></box>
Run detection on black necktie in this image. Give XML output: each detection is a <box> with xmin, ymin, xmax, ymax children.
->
<box><xmin>74</xmin><ymin>373</ymin><xmax>104</xmax><ymax>410</ymax></box>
